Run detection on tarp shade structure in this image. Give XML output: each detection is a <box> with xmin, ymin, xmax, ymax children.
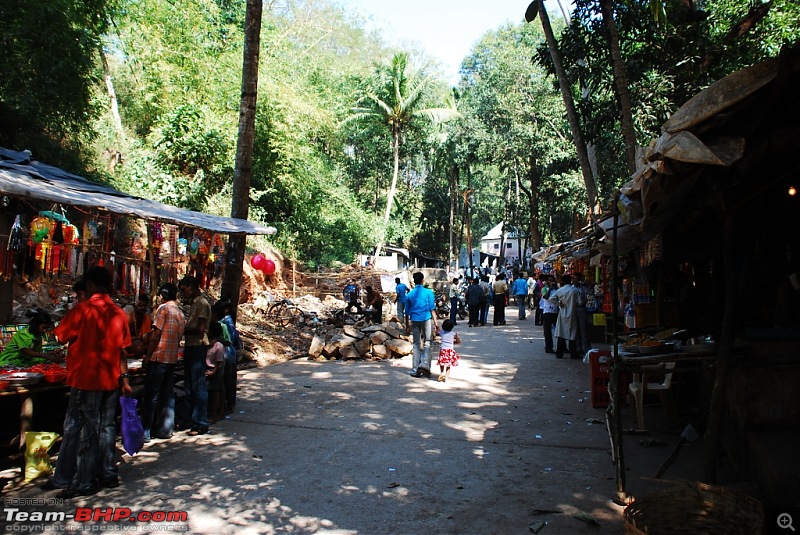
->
<box><xmin>533</xmin><ymin>41</ymin><xmax>800</xmax><ymax>263</ymax></box>
<box><xmin>0</xmin><ymin>147</ymin><xmax>275</xmax><ymax>235</ymax></box>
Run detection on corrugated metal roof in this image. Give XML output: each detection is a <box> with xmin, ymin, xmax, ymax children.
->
<box><xmin>0</xmin><ymin>147</ymin><xmax>275</xmax><ymax>235</ymax></box>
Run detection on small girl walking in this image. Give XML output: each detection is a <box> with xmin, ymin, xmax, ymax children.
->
<box><xmin>437</xmin><ymin>319</ymin><xmax>461</xmax><ymax>382</ymax></box>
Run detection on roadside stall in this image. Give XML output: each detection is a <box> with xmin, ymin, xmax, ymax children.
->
<box><xmin>0</xmin><ymin>147</ymin><xmax>275</xmax><ymax>469</ymax></box>
<box><xmin>533</xmin><ymin>42</ymin><xmax>800</xmax><ymax>526</ymax></box>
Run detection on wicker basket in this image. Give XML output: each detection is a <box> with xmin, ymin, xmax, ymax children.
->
<box><xmin>623</xmin><ymin>481</ymin><xmax>764</xmax><ymax>535</ymax></box>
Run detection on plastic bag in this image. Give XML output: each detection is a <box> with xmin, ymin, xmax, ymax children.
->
<box><xmin>24</xmin><ymin>431</ymin><xmax>59</xmax><ymax>481</ymax></box>
<box><xmin>119</xmin><ymin>396</ymin><xmax>145</xmax><ymax>456</ymax></box>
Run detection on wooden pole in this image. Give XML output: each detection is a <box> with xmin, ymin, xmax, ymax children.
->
<box><xmin>702</xmin><ymin>214</ymin><xmax>737</xmax><ymax>482</ymax></box>
<box><xmin>608</xmin><ymin>191</ymin><xmax>628</xmax><ymax>504</ymax></box>
<box><xmin>146</xmin><ymin>223</ymin><xmax>157</xmax><ymax>302</ymax></box>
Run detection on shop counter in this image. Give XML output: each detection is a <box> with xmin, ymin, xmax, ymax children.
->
<box><xmin>0</xmin><ymin>380</ymin><xmax>70</xmax><ymax>470</ymax></box>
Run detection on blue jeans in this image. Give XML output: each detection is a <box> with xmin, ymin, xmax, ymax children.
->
<box><xmin>57</xmin><ymin>388</ymin><xmax>119</xmax><ymax>492</ymax></box>
<box><xmin>410</xmin><ymin>319</ymin><xmax>433</xmax><ymax>372</ymax></box>
<box><xmin>140</xmin><ymin>361</ymin><xmax>176</xmax><ymax>439</ymax></box>
<box><xmin>450</xmin><ymin>296</ymin><xmax>459</xmax><ymax>325</ymax></box>
<box><xmin>397</xmin><ymin>301</ymin><xmax>406</xmax><ymax>322</ymax></box>
<box><xmin>183</xmin><ymin>345</ymin><xmax>209</xmax><ymax>430</ymax></box>
<box><xmin>53</xmin><ymin>398</ymin><xmax>80</xmax><ymax>488</ymax></box>
<box><xmin>516</xmin><ymin>295</ymin><xmax>527</xmax><ymax>319</ymax></box>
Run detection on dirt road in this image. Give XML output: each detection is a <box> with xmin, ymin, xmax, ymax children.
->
<box><xmin>7</xmin><ymin>312</ymin><xmax>667</xmax><ymax>534</ymax></box>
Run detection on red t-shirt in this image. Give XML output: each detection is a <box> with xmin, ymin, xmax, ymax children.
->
<box><xmin>55</xmin><ymin>293</ymin><xmax>132</xmax><ymax>391</ymax></box>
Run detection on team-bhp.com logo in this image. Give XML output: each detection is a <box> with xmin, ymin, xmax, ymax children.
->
<box><xmin>3</xmin><ymin>506</ymin><xmax>189</xmax><ymax>531</ymax></box>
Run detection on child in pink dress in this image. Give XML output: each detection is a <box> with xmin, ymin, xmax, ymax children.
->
<box><xmin>437</xmin><ymin>319</ymin><xmax>461</xmax><ymax>382</ymax></box>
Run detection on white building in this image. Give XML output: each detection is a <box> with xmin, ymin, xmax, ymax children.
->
<box><xmin>479</xmin><ymin>223</ymin><xmax>531</xmax><ymax>265</ymax></box>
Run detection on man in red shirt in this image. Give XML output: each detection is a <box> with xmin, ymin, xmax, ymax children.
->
<box><xmin>50</xmin><ymin>266</ymin><xmax>132</xmax><ymax>498</ymax></box>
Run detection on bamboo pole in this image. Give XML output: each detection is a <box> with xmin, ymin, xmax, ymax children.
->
<box><xmin>608</xmin><ymin>191</ymin><xmax>628</xmax><ymax>505</ymax></box>
<box><xmin>146</xmin><ymin>224</ymin><xmax>156</xmax><ymax>302</ymax></box>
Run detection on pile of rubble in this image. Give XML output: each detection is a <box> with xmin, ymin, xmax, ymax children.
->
<box><xmin>307</xmin><ymin>317</ymin><xmax>414</xmax><ymax>361</ymax></box>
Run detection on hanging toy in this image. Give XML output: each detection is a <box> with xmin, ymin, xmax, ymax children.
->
<box><xmin>52</xmin><ymin>220</ymin><xmax>64</xmax><ymax>245</ymax></box>
<box><xmin>211</xmin><ymin>233</ymin><xmax>225</xmax><ymax>255</ymax></box>
<box><xmin>131</xmin><ymin>233</ymin><xmax>146</xmax><ymax>260</ymax></box>
<box><xmin>30</xmin><ymin>216</ymin><xmax>52</xmax><ymax>243</ymax></box>
<box><xmin>160</xmin><ymin>238</ymin><xmax>171</xmax><ymax>258</ymax></box>
<box><xmin>177</xmin><ymin>237</ymin><xmax>188</xmax><ymax>256</ymax></box>
<box><xmin>189</xmin><ymin>236</ymin><xmax>199</xmax><ymax>257</ymax></box>
<box><xmin>62</xmin><ymin>223</ymin><xmax>78</xmax><ymax>245</ymax></box>
<box><xmin>8</xmin><ymin>215</ymin><xmax>25</xmax><ymax>251</ymax></box>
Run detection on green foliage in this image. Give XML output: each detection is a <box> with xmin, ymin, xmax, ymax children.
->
<box><xmin>457</xmin><ymin>22</ymin><xmax>582</xmax><ymax>247</ymax></box>
<box><xmin>150</xmin><ymin>104</ymin><xmax>232</xmax><ymax>192</ymax></box>
<box><xmin>549</xmin><ymin>0</ymin><xmax>800</xmax><ymax>201</ymax></box>
<box><xmin>5</xmin><ymin>0</ymin><xmax>799</xmax><ymax>268</ymax></box>
<box><xmin>114</xmin><ymin>146</ymin><xmax>208</xmax><ymax>210</ymax></box>
<box><xmin>0</xmin><ymin>0</ymin><xmax>116</xmax><ymax>165</ymax></box>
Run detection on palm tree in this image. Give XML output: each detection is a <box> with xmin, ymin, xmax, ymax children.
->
<box><xmin>350</xmin><ymin>53</ymin><xmax>460</xmax><ymax>258</ymax></box>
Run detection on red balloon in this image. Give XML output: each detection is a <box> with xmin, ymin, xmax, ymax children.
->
<box><xmin>251</xmin><ymin>254</ymin><xmax>266</xmax><ymax>271</ymax></box>
<box><xmin>262</xmin><ymin>259</ymin><xmax>276</xmax><ymax>275</ymax></box>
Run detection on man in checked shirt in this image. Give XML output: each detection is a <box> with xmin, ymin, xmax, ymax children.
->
<box><xmin>141</xmin><ymin>283</ymin><xmax>186</xmax><ymax>441</ymax></box>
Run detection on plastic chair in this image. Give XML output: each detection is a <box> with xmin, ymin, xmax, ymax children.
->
<box><xmin>628</xmin><ymin>361</ymin><xmax>677</xmax><ymax>430</ymax></box>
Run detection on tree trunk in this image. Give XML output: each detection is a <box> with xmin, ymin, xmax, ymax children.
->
<box><xmin>221</xmin><ymin>0</ymin><xmax>262</xmax><ymax>318</ymax></box>
<box><xmin>527</xmin><ymin>0</ymin><xmax>599</xmax><ymax>218</ymax></box>
<box><xmin>374</xmin><ymin>125</ymin><xmax>401</xmax><ymax>258</ymax></box>
<box><xmin>599</xmin><ymin>0</ymin><xmax>638</xmax><ymax>175</ymax></box>
<box><xmin>449</xmin><ymin>164</ymin><xmax>458</xmax><ymax>270</ymax></box>
<box><xmin>523</xmin><ymin>155</ymin><xmax>541</xmax><ymax>252</ymax></box>
<box><xmin>101</xmin><ymin>50</ymin><xmax>124</xmax><ymax>138</ymax></box>
<box><xmin>703</xmin><ymin>215</ymin><xmax>737</xmax><ymax>482</ymax></box>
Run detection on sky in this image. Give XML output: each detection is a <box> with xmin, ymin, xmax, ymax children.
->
<box><xmin>336</xmin><ymin>0</ymin><xmax>538</xmax><ymax>83</ymax></box>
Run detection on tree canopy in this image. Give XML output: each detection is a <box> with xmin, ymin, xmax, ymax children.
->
<box><xmin>2</xmin><ymin>0</ymin><xmax>798</xmax><ymax>267</ymax></box>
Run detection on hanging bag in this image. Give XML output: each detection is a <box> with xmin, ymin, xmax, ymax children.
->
<box><xmin>119</xmin><ymin>396</ymin><xmax>145</xmax><ymax>456</ymax></box>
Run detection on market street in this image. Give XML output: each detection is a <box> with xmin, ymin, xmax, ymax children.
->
<box><xmin>4</xmin><ymin>313</ymin><xmax>700</xmax><ymax>534</ymax></box>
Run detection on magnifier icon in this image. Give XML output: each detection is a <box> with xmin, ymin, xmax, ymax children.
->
<box><xmin>778</xmin><ymin>513</ymin><xmax>795</xmax><ymax>531</ymax></box>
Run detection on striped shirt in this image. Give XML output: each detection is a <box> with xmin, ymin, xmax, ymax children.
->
<box><xmin>150</xmin><ymin>300</ymin><xmax>186</xmax><ymax>364</ymax></box>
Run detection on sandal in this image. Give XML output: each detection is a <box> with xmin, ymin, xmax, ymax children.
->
<box><xmin>438</xmin><ymin>375</ymin><xmax>446</xmax><ymax>382</ymax></box>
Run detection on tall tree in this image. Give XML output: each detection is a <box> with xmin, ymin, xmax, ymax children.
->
<box><xmin>526</xmin><ymin>0</ymin><xmax>600</xmax><ymax>219</ymax></box>
<box><xmin>221</xmin><ymin>0</ymin><xmax>262</xmax><ymax>314</ymax></box>
<box><xmin>350</xmin><ymin>53</ymin><xmax>459</xmax><ymax>258</ymax></box>
<box><xmin>458</xmin><ymin>22</ymin><xmax>582</xmax><ymax>250</ymax></box>
<box><xmin>0</xmin><ymin>0</ymin><xmax>116</xmax><ymax>166</ymax></box>
<box><xmin>599</xmin><ymin>0</ymin><xmax>638</xmax><ymax>174</ymax></box>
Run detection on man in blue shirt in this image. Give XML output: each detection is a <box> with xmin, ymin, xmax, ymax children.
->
<box><xmin>394</xmin><ymin>277</ymin><xmax>409</xmax><ymax>322</ymax></box>
<box><xmin>404</xmin><ymin>272</ymin><xmax>438</xmax><ymax>378</ymax></box>
<box><xmin>512</xmin><ymin>274</ymin><xmax>529</xmax><ymax>320</ymax></box>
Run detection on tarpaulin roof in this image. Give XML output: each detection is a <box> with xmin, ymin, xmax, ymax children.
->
<box><xmin>0</xmin><ymin>147</ymin><xmax>275</xmax><ymax>235</ymax></box>
<box><xmin>533</xmin><ymin>42</ymin><xmax>800</xmax><ymax>263</ymax></box>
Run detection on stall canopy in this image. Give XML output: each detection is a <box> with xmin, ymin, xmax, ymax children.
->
<box><xmin>0</xmin><ymin>147</ymin><xmax>275</xmax><ymax>235</ymax></box>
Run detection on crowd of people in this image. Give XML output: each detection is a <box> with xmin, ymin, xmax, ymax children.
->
<box><xmin>24</xmin><ymin>267</ymin><xmax>242</xmax><ymax>499</ymax></box>
<box><xmin>399</xmin><ymin>266</ymin><xmax>595</xmax><ymax>371</ymax></box>
<box><xmin>14</xmin><ymin>262</ymin><xmax>593</xmax><ymax>498</ymax></box>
